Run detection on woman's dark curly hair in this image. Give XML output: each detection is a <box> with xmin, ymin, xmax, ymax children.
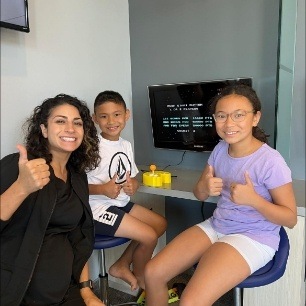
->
<box><xmin>23</xmin><ymin>94</ymin><xmax>100</xmax><ymax>172</ymax></box>
<box><xmin>209</xmin><ymin>84</ymin><xmax>270</xmax><ymax>143</ymax></box>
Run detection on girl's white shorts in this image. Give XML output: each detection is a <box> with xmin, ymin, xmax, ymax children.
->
<box><xmin>196</xmin><ymin>219</ymin><xmax>276</xmax><ymax>273</ymax></box>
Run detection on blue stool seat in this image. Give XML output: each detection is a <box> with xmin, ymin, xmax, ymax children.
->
<box><xmin>94</xmin><ymin>235</ymin><xmax>139</xmax><ymax>306</ymax></box>
<box><xmin>234</xmin><ymin>226</ymin><xmax>290</xmax><ymax>306</ymax></box>
<box><xmin>94</xmin><ymin>235</ymin><xmax>130</xmax><ymax>250</ymax></box>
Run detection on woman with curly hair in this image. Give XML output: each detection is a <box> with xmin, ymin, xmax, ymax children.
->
<box><xmin>0</xmin><ymin>94</ymin><xmax>104</xmax><ymax>306</ymax></box>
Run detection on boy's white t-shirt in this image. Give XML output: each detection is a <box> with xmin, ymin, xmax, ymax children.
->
<box><xmin>87</xmin><ymin>134</ymin><xmax>139</xmax><ymax>221</ymax></box>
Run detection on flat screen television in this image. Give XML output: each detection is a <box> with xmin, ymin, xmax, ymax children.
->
<box><xmin>148</xmin><ymin>77</ymin><xmax>252</xmax><ymax>152</ymax></box>
<box><xmin>0</xmin><ymin>0</ymin><xmax>30</xmax><ymax>33</ymax></box>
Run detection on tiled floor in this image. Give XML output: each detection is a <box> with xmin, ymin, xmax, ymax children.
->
<box><xmin>103</xmin><ymin>269</ymin><xmax>234</xmax><ymax>306</ymax></box>
<box><xmin>107</xmin><ymin>287</ymin><xmax>234</xmax><ymax>306</ymax></box>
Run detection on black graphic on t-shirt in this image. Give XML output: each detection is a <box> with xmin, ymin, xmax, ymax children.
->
<box><xmin>116</xmin><ymin>156</ymin><xmax>126</xmax><ymax>180</ymax></box>
<box><xmin>109</xmin><ymin>152</ymin><xmax>132</xmax><ymax>184</ymax></box>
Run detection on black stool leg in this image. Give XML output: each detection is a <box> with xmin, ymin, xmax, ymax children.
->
<box><xmin>97</xmin><ymin>248</ymin><xmax>140</xmax><ymax>306</ymax></box>
<box><xmin>234</xmin><ymin>287</ymin><xmax>243</xmax><ymax>306</ymax></box>
<box><xmin>98</xmin><ymin>248</ymin><xmax>110</xmax><ymax>306</ymax></box>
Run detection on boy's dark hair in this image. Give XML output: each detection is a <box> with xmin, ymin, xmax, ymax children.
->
<box><xmin>94</xmin><ymin>90</ymin><xmax>126</xmax><ymax>111</ymax></box>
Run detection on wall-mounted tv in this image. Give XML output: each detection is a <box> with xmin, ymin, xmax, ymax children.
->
<box><xmin>148</xmin><ymin>77</ymin><xmax>252</xmax><ymax>152</ymax></box>
<box><xmin>0</xmin><ymin>0</ymin><xmax>30</xmax><ymax>33</ymax></box>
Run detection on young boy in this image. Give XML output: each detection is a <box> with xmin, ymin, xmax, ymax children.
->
<box><xmin>87</xmin><ymin>90</ymin><xmax>167</xmax><ymax>291</ymax></box>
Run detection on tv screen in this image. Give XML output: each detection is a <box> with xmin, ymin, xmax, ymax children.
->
<box><xmin>0</xmin><ymin>0</ymin><xmax>30</xmax><ymax>33</ymax></box>
<box><xmin>148</xmin><ymin>78</ymin><xmax>252</xmax><ymax>152</ymax></box>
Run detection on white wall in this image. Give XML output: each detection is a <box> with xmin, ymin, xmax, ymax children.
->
<box><xmin>276</xmin><ymin>0</ymin><xmax>305</xmax><ymax>180</ymax></box>
<box><xmin>1</xmin><ymin>0</ymin><xmax>133</xmax><ymax>286</ymax></box>
<box><xmin>1</xmin><ymin>0</ymin><xmax>133</xmax><ymax>158</ymax></box>
<box><xmin>290</xmin><ymin>0</ymin><xmax>305</xmax><ymax>179</ymax></box>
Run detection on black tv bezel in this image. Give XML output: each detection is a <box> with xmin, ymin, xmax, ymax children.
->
<box><xmin>0</xmin><ymin>0</ymin><xmax>30</xmax><ymax>33</ymax></box>
<box><xmin>148</xmin><ymin>77</ymin><xmax>253</xmax><ymax>153</ymax></box>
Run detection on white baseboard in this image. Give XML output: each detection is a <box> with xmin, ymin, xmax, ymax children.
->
<box><xmin>108</xmin><ymin>279</ymin><xmax>140</xmax><ymax>297</ymax></box>
<box><xmin>93</xmin><ymin>277</ymin><xmax>140</xmax><ymax>297</ymax></box>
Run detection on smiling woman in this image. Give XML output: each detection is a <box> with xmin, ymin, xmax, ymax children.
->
<box><xmin>40</xmin><ymin>104</ymin><xmax>85</xmax><ymax>168</ymax></box>
<box><xmin>24</xmin><ymin>94</ymin><xmax>101</xmax><ymax>172</ymax></box>
<box><xmin>0</xmin><ymin>94</ymin><xmax>105</xmax><ymax>306</ymax></box>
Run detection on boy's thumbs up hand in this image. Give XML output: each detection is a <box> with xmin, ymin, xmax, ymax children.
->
<box><xmin>121</xmin><ymin>171</ymin><xmax>138</xmax><ymax>196</ymax></box>
<box><xmin>104</xmin><ymin>173</ymin><xmax>121</xmax><ymax>199</ymax></box>
<box><xmin>16</xmin><ymin>144</ymin><xmax>50</xmax><ymax>194</ymax></box>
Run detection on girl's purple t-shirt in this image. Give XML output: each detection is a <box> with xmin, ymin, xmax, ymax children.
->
<box><xmin>208</xmin><ymin>140</ymin><xmax>292</xmax><ymax>250</ymax></box>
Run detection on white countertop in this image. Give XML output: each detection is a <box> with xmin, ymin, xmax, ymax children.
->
<box><xmin>136</xmin><ymin>166</ymin><xmax>305</xmax><ymax>217</ymax></box>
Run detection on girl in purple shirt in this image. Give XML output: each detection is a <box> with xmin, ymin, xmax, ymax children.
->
<box><xmin>144</xmin><ymin>84</ymin><xmax>297</xmax><ymax>306</ymax></box>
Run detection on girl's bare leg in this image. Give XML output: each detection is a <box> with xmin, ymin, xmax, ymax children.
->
<box><xmin>144</xmin><ymin>224</ymin><xmax>251</xmax><ymax>306</ymax></box>
<box><xmin>179</xmin><ymin>242</ymin><xmax>251</xmax><ymax>306</ymax></box>
<box><xmin>144</xmin><ymin>226</ymin><xmax>213</xmax><ymax>306</ymax></box>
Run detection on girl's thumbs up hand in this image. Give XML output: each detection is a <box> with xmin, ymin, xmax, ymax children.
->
<box><xmin>230</xmin><ymin>171</ymin><xmax>256</xmax><ymax>206</ymax></box>
<box><xmin>204</xmin><ymin>165</ymin><xmax>223</xmax><ymax>196</ymax></box>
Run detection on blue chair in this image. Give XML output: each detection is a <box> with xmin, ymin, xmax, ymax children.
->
<box><xmin>234</xmin><ymin>226</ymin><xmax>290</xmax><ymax>306</ymax></box>
<box><xmin>94</xmin><ymin>235</ymin><xmax>139</xmax><ymax>306</ymax></box>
